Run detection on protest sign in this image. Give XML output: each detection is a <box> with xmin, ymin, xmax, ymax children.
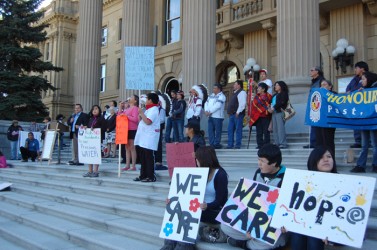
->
<box><xmin>125</xmin><ymin>46</ymin><xmax>155</xmax><ymax>90</ymax></box>
<box><xmin>271</xmin><ymin>169</ymin><xmax>376</xmax><ymax>248</ymax></box>
<box><xmin>41</xmin><ymin>130</ymin><xmax>57</xmax><ymax>160</ymax></box>
<box><xmin>166</xmin><ymin>142</ymin><xmax>196</xmax><ymax>178</ymax></box>
<box><xmin>78</xmin><ymin>128</ymin><xmax>101</xmax><ymax>164</ymax></box>
<box><xmin>305</xmin><ymin>88</ymin><xmax>377</xmax><ymax>130</ymax></box>
<box><xmin>159</xmin><ymin>167</ymin><xmax>209</xmax><ymax>244</ymax></box>
<box><xmin>115</xmin><ymin>115</ymin><xmax>129</xmax><ymax>145</ymax></box>
<box><xmin>216</xmin><ymin>178</ymin><xmax>282</xmax><ymax>245</ymax></box>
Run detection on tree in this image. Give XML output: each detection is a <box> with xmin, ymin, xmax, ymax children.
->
<box><xmin>0</xmin><ymin>0</ymin><xmax>63</xmax><ymax>121</ymax></box>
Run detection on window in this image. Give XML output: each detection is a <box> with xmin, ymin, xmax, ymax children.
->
<box><xmin>165</xmin><ymin>0</ymin><xmax>180</xmax><ymax>44</ymax></box>
<box><xmin>117</xmin><ymin>58</ymin><xmax>121</xmax><ymax>89</ymax></box>
<box><xmin>45</xmin><ymin>42</ymin><xmax>51</xmax><ymax>61</ymax></box>
<box><xmin>100</xmin><ymin>64</ymin><xmax>106</xmax><ymax>92</ymax></box>
<box><xmin>102</xmin><ymin>26</ymin><xmax>108</xmax><ymax>47</ymax></box>
<box><xmin>118</xmin><ymin>18</ymin><xmax>122</xmax><ymax>41</ymax></box>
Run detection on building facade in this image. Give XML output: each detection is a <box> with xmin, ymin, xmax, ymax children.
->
<box><xmin>39</xmin><ymin>0</ymin><xmax>377</xmax><ymax>132</ymax></box>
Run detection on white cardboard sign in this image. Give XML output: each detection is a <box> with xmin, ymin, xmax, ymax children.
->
<box><xmin>271</xmin><ymin>169</ymin><xmax>376</xmax><ymax>248</ymax></box>
<box><xmin>159</xmin><ymin>167</ymin><xmax>209</xmax><ymax>244</ymax></box>
<box><xmin>78</xmin><ymin>128</ymin><xmax>101</xmax><ymax>164</ymax></box>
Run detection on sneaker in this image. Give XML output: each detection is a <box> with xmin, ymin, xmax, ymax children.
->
<box><xmin>200</xmin><ymin>227</ymin><xmax>228</xmax><ymax>243</ymax></box>
<box><xmin>226</xmin><ymin>146</ymin><xmax>233</xmax><ymax>149</ymax></box>
<box><xmin>83</xmin><ymin>172</ymin><xmax>93</xmax><ymax>177</ymax></box>
<box><xmin>350</xmin><ymin>166</ymin><xmax>366</xmax><ymax>173</ymax></box>
<box><xmin>350</xmin><ymin>143</ymin><xmax>361</xmax><ymax>148</ymax></box>
<box><xmin>227</xmin><ymin>237</ymin><xmax>247</xmax><ymax>248</ymax></box>
<box><xmin>214</xmin><ymin>144</ymin><xmax>223</xmax><ymax>149</ymax></box>
<box><xmin>21</xmin><ymin>159</ymin><xmax>28</xmax><ymax>162</ymax></box>
<box><xmin>122</xmin><ymin>167</ymin><xmax>130</xmax><ymax>171</ymax></box>
<box><xmin>91</xmin><ymin>172</ymin><xmax>99</xmax><ymax>178</ymax></box>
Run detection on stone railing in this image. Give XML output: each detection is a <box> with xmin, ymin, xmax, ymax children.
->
<box><xmin>216</xmin><ymin>0</ymin><xmax>277</xmax><ymax>27</ymax></box>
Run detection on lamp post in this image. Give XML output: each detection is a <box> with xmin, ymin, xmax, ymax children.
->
<box><xmin>332</xmin><ymin>38</ymin><xmax>355</xmax><ymax>74</ymax></box>
<box><xmin>243</xmin><ymin>57</ymin><xmax>260</xmax><ymax>82</ymax></box>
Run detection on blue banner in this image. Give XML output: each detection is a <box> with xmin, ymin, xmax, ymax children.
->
<box><xmin>125</xmin><ymin>46</ymin><xmax>155</xmax><ymax>90</ymax></box>
<box><xmin>305</xmin><ymin>88</ymin><xmax>377</xmax><ymax>130</ymax></box>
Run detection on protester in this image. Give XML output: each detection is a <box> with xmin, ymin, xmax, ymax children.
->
<box><xmin>20</xmin><ymin>132</ymin><xmax>40</xmax><ymax>162</ymax></box>
<box><xmin>118</xmin><ymin>99</ymin><xmax>130</xmax><ymax>164</ymax></box>
<box><xmin>259</xmin><ymin>69</ymin><xmax>273</xmax><ymax>95</ymax></box>
<box><xmin>155</xmin><ymin>100</ymin><xmax>167</xmax><ymax>170</ymax></box>
<box><xmin>29</xmin><ymin>120</ymin><xmax>40</xmax><ymax>132</ymax></box>
<box><xmin>303</xmin><ymin>66</ymin><xmax>324</xmax><ymax>149</ymax></box>
<box><xmin>7</xmin><ymin>120</ymin><xmax>23</xmax><ymax>160</ymax></box>
<box><xmin>134</xmin><ymin>93</ymin><xmax>160</xmax><ymax>182</ymax></box>
<box><xmin>171</xmin><ymin>90</ymin><xmax>186</xmax><ymax>142</ymax></box>
<box><xmin>56</xmin><ymin>114</ymin><xmax>67</xmax><ymax>147</ymax></box>
<box><xmin>314</xmin><ymin>79</ymin><xmax>336</xmax><ymax>156</ymax></box>
<box><xmin>122</xmin><ymin>95</ymin><xmax>139</xmax><ymax>171</ymax></box>
<box><xmin>0</xmin><ymin>151</ymin><xmax>9</xmax><ymax>168</ymax></box>
<box><xmin>67</xmin><ymin>104</ymin><xmax>89</xmax><ymax>165</ymax></box>
<box><xmin>227</xmin><ymin>79</ymin><xmax>247</xmax><ymax>149</ymax></box>
<box><xmin>249</xmin><ymin>82</ymin><xmax>272</xmax><ymax>149</ymax></box>
<box><xmin>346</xmin><ymin>61</ymin><xmax>369</xmax><ymax>149</ymax></box>
<box><xmin>268</xmin><ymin>81</ymin><xmax>289</xmax><ymax>149</ymax></box>
<box><xmin>205</xmin><ymin>83</ymin><xmax>226</xmax><ymax>149</ymax></box>
<box><xmin>165</xmin><ymin>90</ymin><xmax>177</xmax><ymax>143</ymax></box>
<box><xmin>83</xmin><ymin>105</ymin><xmax>106</xmax><ymax>178</ymax></box>
<box><xmin>220</xmin><ymin>143</ymin><xmax>288</xmax><ymax>249</ymax></box>
<box><xmin>351</xmin><ymin>71</ymin><xmax>377</xmax><ymax>173</ymax></box>
<box><xmin>290</xmin><ymin>146</ymin><xmax>336</xmax><ymax>250</ymax></box>
<box><xmin>104</xmin><ymin>106</ymin><xmax>117</xmax><ymax>158</ymax></box>
<box><xmin>160</xmin><ymin>146</ymin><xmax>228</xmax><ymax>250</ymax></box>
<box><xmin>185</xmin><ymin>121</ymin><xmax>206</xmax><ymax>152</ymax></box>
<box><xmin>186</xmin><ymin>85</ymin><xmax>204</xmax><ymax>127</ymax></box>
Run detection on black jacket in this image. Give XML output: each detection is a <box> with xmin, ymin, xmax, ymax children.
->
<box><xmin>106</xmin><ymin>114</ymin><xmax>117</xmax><ymax>132</ymax></box>
<box><xmin>68</xmin><ymin>112</ymin><xmax>89</xmax><ymax>138</ymax></box>
<box><xmin>88</xmin><ymin>115</ymin><xmax>107</xmax><ymax>141</ymax></box>
<box><xmin>7</xmin><ymin>125</ymin><xmax>23</xmax><ymax>141</ymax></box>
<box><xmin>272</xmin><ymin>92</ymin><xmax>288</xmax><ymax>113</ymax></box>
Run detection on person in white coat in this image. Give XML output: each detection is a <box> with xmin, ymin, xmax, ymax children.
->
<box><xmin>205</xmin><ymin>83</ymin><xmax>226</xmax><ymax>149</ymax></box>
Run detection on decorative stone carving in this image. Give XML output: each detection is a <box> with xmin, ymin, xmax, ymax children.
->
<box><xmin>363</xmin><ymin>0</ymin><xmax>377</xmax><ymax>16</ymax></box>
<box><xmin>260</xmin><ymin>19</ymin><xmax>276</xmax><ymax>38</ymax></box>
<box><xmin>220</xmin><ymin>31</ymin><xmax>244</xmax><ymax>50</ymax></box>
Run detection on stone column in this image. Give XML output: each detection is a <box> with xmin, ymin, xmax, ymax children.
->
<box><xmin>277</xmin><ymin>0</ymin><xmax>320</xmax><ymax>96</ymax></box>
<box><xmin>182</xmin><ymin>0</ymin><xmax>216</xmax><ymax>91</ymax></box>
<box><xmin>74</xmin><ymin>0</ymin><xmax>102</xmax><ymax>112</ymax></box>
<box><xmin>120</xmin><ymin>0</ymin><xmax>151</xmax><ymax>101</ymax></box>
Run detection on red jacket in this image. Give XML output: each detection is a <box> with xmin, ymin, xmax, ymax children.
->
<box><xmin>249</xmin><ymin>93</ymin><xmax>272</xmax><ymax>126</ymax></box>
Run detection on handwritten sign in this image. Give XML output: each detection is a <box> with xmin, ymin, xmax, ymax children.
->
<box><xmin>115</xmin><ymin>115</ymin><xmax>128</xmax><ymax>145</ymax></box>
<box><xmin>159</xmin><ymin>167</ymin><xmax>209</xmax><ymax>244</ymax></box>
<box><xmin>166</xmin><ymin>142</ymin><xmax>196</xmax><ymax>178</ymax></box>
<box><xmin>41</xmin><ymin>131</ymin><xmax>57</xmax><ymax>160</ymax></box>
<box><xmin>125</xmin><ymin>46</ymin><xmax>155</xmax><ymax>90</ymax></box>
<box><xmin>216</xmin><ymin>178</ymin><xmax>281</xmax><ymax>245</ymax></box>
<box><xmin>78</xmin><ymin>128</ymin><xmax>101</xmax><ymax>164</ymax></box>
<box><xmin>270</xmin><ymin>169</ymin><xmax>376</xmax><ymax>248</ymax></box>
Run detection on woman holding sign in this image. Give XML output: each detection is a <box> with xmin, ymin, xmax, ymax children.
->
<box><xmin>83</xmin><ymin>105</ymin><xmax>106</xmax><ymax>178</ymax></box>
<box><xmin>290</xmin><ymin>146</ymin><xmax>337</xmax><ymax>250</ymax></box>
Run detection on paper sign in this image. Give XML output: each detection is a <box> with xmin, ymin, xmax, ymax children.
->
<box><xmin>270</xmin><ymin>169</ymin><xmax>376</xmax><ymax>248</ymax></box>
<box><xmin>41</xmin><ymin>130</ymin><xmax>57</xmax><ymax>159</ymax></box>
<box><xmin>0</xmin><ymin>182</ymin><xmax>12</xmax><ymax>191</ymax></box>
<box><xmin>159</xmin><ymin>167</ymin><xmax>209</xmax><ymax>244</ymax></box>
<box><xmin>115</xmin><ymin>115</ymin><xmax>129</xmax><ymax>145</ymax></box>
<box><xmin>216</xmin><ymin>178</ymin><xmax>281</xmax><ymax>245</ymax></box>
<box><xmin>166</xmin><ymin>142</ymin><xmax>197</xmax><ymax>178</ymax></box>
<box><xmin>78</xmin><ymin>128</ymin><xmax>101</xmax><ymax>164</ymax></box>
<box><xmin>125</xmin><ymin>46</ymin><xmax>155</xmax><ymax>90</ymax></box>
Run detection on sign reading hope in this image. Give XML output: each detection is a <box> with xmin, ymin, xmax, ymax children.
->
<box><xmin>271</xmin><ymin>169</ymin><xmax>376</xmax><ymax>248</ymax></box>
<box><xmin>216</xmin><ymin>178</ymin><xmax>281</xmax><ymax>245</ymax></box>
<box><xmin>159</xmin><ymin>167</ymin><xmax>209</xmax><ymax>244</ymax></box>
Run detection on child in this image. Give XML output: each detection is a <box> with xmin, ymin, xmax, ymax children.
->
<box><xmin>133</xmin><ymin>93</ymin><xmax>160</xmax><ymax>182</ymax></box>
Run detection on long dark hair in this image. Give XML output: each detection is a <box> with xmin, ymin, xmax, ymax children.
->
<box><xmin>307</xmin><ymin>146</ymin><xmax>337</xmax><ymax>173</ymax></box>
<box><xmin>90</xmin><ymin>105</ymin><xmax>102</xmax><ymax>117</ymax></box>
<box><xmin>274</xmin><ymin>81</ymin><xmax>289</xmax><ymax>94</ymax></box>
<box><xmin>133</xmin><ymin>95</ymin><xmax>140</xmax><ymax>106</ymax></box>
<box><xmin>195</xmin><ymin>146</ymin><xmax>221</xmax><ymax>170</ymax></box>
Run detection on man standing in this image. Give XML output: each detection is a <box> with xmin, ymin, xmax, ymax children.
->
<box><xmin>7</xmin><ymin>120</ymin><xmax>23</xmax><ymax>160</ymax></box>
<box><xmin>227</xmin><ymin>80</ymin><xmax>247</xmax><ymax>149</ymax></box>
<box><xmin>67</xmin><ymin>104</ymin><xmax>89</xmax><ymax>165</ymax></box>
<box><xmin>259</xmin><ymin>69</ymin><xmax>273</xmax><ymax>95</ymax></box>
<box><xmin>346</xmin><ymin>61</ymin><xmax>369</xmax><ymax>148</ymax></box>
<box><xmin>205</xmin><ymin>83</ymin><xmax>226</xmax><ymax>149</ymax></box>
<box><xmin>165</xmin><ymin>90</ymin><xmax>177</xmax><ymax>143</ymax></box>
<box><xmin>303</xmin><ymin>66</ymin><xmax>324</xmax><ymax>149</ymax></box>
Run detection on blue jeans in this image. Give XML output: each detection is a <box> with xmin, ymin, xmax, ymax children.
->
<box><xmin>172</xmin><ymin>118</ymin><xmax>184</xmax><ymax>142</ymax></box>
<box><xmin>227</xmin><ymin>113</ymin><xmax>244</xmax><ymax>148</ymax></box>
<box><xmin>208</xmin><ymin>117</ymin><xmax>224</xmax><ymax>147</ymax></box>
<box><xmin>290</xmin><ymin>233</ymin><xmax>324</xmax><ymax>250</ymax></box>
<box><xmin>357</xmin><ymin>130</ymin><xmax>377</xmax><ymax>168</ymax></box>
<box><xmin>10</xmin><ymin>140</ymin><xmax>19</xmax><ymax>160</ymax></box>
<box><xmin>165</xmin><ymin>117</ymin><xmax>173</xmax><ymax>143</ymax></box>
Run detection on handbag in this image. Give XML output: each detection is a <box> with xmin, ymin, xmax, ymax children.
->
<box><xmin>282</xmin><ymin>100</ymin><xmax>296</xmax><ymax>121</ymax></box>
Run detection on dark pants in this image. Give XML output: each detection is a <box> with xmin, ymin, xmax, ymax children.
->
<box><xmin>255</xmin><ymin>117</ymin><xmax>270</xmax><ymax>148</ymax></box>
<box><xmin>20</xmin><ymin>147</ymin><xmax>38</xmax><ymax>161</ymax></box>
<box><xmin>155</xmin><ymin>125</ymin><xmax>164</xmax><ymax>163</ymax></box>
<box><xmin>315</xmin><ymin>127</ymin><xmax>336</xmax><ymax>157</ymax></box>
<box><xmin>310</xmin><ymin>126</ymin><xmax>316</xmax><ymax>147</ymax></box>
<box><xmin>354</xmin><ymin>130</ymin><xmax>361</xmax><ymax>145</ymax></box>
<box><xmin>290</xmin><ymin>232</ymin><xmax>324</xmax><ymax>250</ymax></box>
<box><xmin>120</xmin><ymin>144</ymin><xmax>126</xmax><ymax>161</ymax></box>
<box><xmin>165</xmin><ymin>117</ymin><xmax>173</xmax><ymax>143</ymax></box>
<box><xmin>139</xmin><ymin>147</ymin><xmax>155</xmax><ymax>180</ymax></box>
<box><xmin>201</xmin><ymin>208</ymin><xmax>221</xmax><ymax>224</ymax></box>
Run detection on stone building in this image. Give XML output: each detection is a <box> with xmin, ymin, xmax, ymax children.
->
<box><xmin>38</xmin><ymin>0</ymin><xmax>377</xmax><ymax>132</ymax></box>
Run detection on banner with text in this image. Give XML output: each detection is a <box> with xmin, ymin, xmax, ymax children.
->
<box><xmin>305</xmin><ymin>88</ymin><xmax>377</xmax><ymax>130</ymax></box>
<box><xmin>271</xmin><ymin>169</ymin><xmax>376</xmax><ymax>248</ymax></box>
<box><xmin>78</xmin><ymin>128</ymin><xmax>101</xmax><ymax>164</ymax></box>
<box><xmin>166</xmin><ymin>142</ymin><xmax>197</xmax><ymax>178</ymax></box>
<box><xmin>125</xmin><ymin>46</ymin><xmax>155</xmax><ymax>90</ymax></box>
<box><xmin>159</xmin><ymin>167</ymin><xmax>209</xmax><ymax>244</ymax></box>
<box><xmin>115</xmin><ymin>115</ymin><xmax>129</xmax><ymax>145</ymax></box>
<box><xmin>216</xmin><ymin>178</ymin><xmax>282</xmax><ymax>246</ymax></box>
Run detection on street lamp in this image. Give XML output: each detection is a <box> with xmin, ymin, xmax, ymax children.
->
<box><xmin>243</xmin><ymin>57</ymin><xmax>260</xmax><ymax>82</ymax></box>
<box><xmin>332</xmin><ymin>38</ymin><xmax>355</xmax><ymax>74</ymax></box>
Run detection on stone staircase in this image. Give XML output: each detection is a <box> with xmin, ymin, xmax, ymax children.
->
<box><xmin>0</xmin><ymin>129</ymin><xmax>376</xmax><ymax>250</ymax></box>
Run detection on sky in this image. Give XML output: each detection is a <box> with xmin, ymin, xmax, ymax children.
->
<box><xmin>40</xmin><ymin>0</ymin><xmax>52</xmax><ymax>9</ymax></box>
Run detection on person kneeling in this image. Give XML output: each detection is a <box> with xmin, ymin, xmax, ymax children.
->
<box><xmin>20</xmin><ymin>132</ymin><xmax>40</xmax><ymax>162</ymax></box>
